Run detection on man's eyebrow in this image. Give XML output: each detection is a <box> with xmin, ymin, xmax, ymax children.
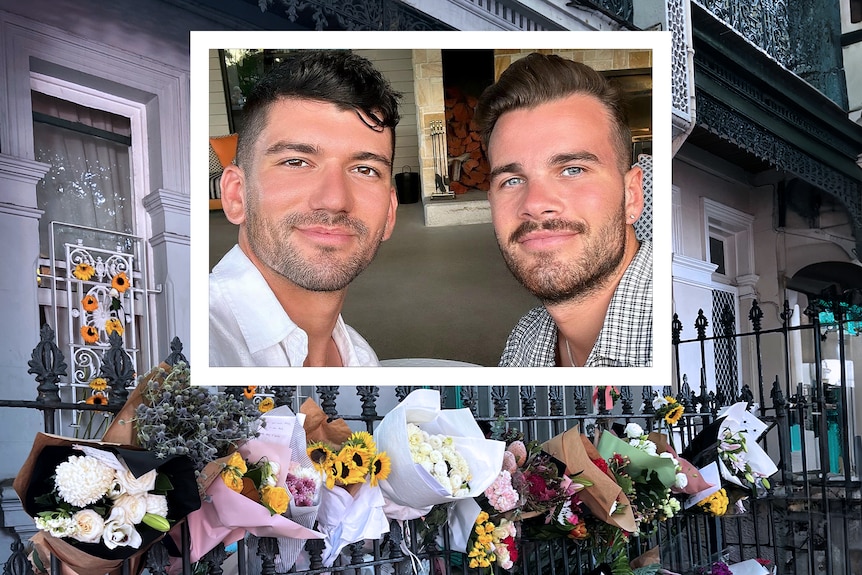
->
<box><xmin>489</xmin><ymin>162</ymin><xmax>523</xmax><ymax>181</ymax></box>
<box><xmin>549</xmin><ymin>152</ymin><xmax>601</xmax><ymax>166</ymax></box>
<box><xmin>352</xmin><ymin>151</ymin><xmax>393</xmax><ymax>170</ymax></box>
<box><xmin>264</xmin><ymin>141</ymin><xmax>319</xmax><ymax>156</ymax></box>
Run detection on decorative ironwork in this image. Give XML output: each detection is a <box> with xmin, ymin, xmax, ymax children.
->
<box><xmin>668</xmin><ymin>0</ymin><xmax>692</xmax><ymax>118</ymax></box>
<box><xmin>568</xmin><ymin>0</ymin><xmax>633</xmax><ymax>23</ymax></box>
<box><xmin>256</xmin><ymin>536</ymin><xmax>278</xmax><ymax>575</ymax></box>
<box><xmin>712</xmin><ymin>290</ymin><xmax>739</xmax><ymax>403</ymax></box>
<box><xmin>165</xmin><ymin>336</ymin><xmax>187</xmax><ymax>367</ymax></box>
<box><xmin>101</xmin><ymin>332</ymin><xmax>135</xmax><ymax>408</ymax></box>
<box><xmin>28</xmin><ymin>324</ymin><xmax>66</xmax><ymax>405</ymax></box>
<box><xmin>573</xmin><ymin>387</ymin><xmax>588</xmax><ymax>415</ymax></box>
<box><xmin>694</xmin><ymin>91</ymin><xmax>862</xmax><ymax>254</ymax></box>
<box><xmin>491</xmin><ymin>386</ymin><xmax>509</xmax><ymax>418</ymax></box>
<box><xmin>317</xmin><ymin>386</ymin><xmax>340</xmax><ymax>418</ymax></box>
<box><xmin>258</xmin><ymin>0</ymin><xmax>452</xmax><ymax>31</ymax></box>
<box><xmin>519</xmin><ymin>386</ymin><xmax>536</xmax><ymax>417</ymax></box>
<box><xmin>460</xmin><ymin>386</ymin><xmax>479</xmax><ymax>416</ymax></box>
<box><xmin>202</xmin><ymin>543</ymin><xmax>229</xmax><ymax>575</ymax></box>
<box><xmin>549</xmin><ymin>386</ymin><xmax>564</xmax><ymax>416</ymax></box>
<box><xmin>357</xmin><ymin>386</ymin><xmax>379</xmax><ymax>419</ymax></box>
<box><xmin>641</xmin><ymin>387</ymin><xmax>656</xmax><ymax>414</ymax></box>
<box><xmin>672</xmin><ymin>313</ymin><xmax>683</xmax><ymax>345</ymax></box>
<box><xmin>619</xmin><ymin>386</ymin><xmax>634</xmax><ymax>414</ymax></box>
<box><xmin>749</xmin><ymin>300</ymin><xmax>764</xmax><ymax>332</ymax></box>
<box><xmin>694</xmin><ymin>309</ymin><xmax>709</xmax><ymax>340</ymax></box>
<box><xmin>698</xmin><ymin>0</ymin><xmax>790</xmax><ymax>65</ymax></box>
<box><xmin>271</xmin><ymin>386</ymin><xmax>295</xmax><ymax>408</ymax></box>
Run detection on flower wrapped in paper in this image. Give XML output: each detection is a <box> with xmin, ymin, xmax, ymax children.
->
<box><xmin>681</xmin><ymin>402</ymin><xmax>778</xmax><ymax>514</ymax></box>
<box><xmin>301</xmin><ymin>399</ymin><xmax>390</xmax><ymax>566</ymax></box>
<box><xmin>181</xmin><ymin>432</ymin><xmax>324</xmax><ymax>565</ymax></box>
<box><xmin>13</xmin><ymin>433</ymin><xmax>199</xmax><ymax>575</ymax></box>
<box><xmin>373</xmin><ymin>389</ymin><xmax>504</xmax><ymax>517</ymax></box>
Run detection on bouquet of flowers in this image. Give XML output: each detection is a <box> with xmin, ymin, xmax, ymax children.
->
<box><xmin>301</xmin><ymin>399</ymin><xmax>390</xmax><ymax>567</ymax></box>
<box><xmin>13</xmin><ymin>433</ymin><xmax>199</xmax><ymax>575</ymax></box>
<box><xmin>374</xmin><ymin>389</ymin><xmax>504</xmax><ymax>518</ymax></box>
<box><xmin>681</xmin><ymin>402</ymin><xmax>778</xmax><ymax>515</ymax></box>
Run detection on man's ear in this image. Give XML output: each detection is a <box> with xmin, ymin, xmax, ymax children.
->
<box><xmin>382</xmin><ymin>186</ymin><xmax>398</xmax><ymax>241</ymax></box>
<box><xmin>623</xmin><ymin>165</ymin><xmax>644</xmax><ymax>221</ymax></box>
<box><xmin>219</xmin><ymin>165</ymin><xmax>247</xmax><ymax>225</ymax></box>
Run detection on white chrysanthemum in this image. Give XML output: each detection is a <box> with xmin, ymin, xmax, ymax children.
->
<box><xmin>69</xmin><ymin>509</ymin><xmax>105</xmax><ymax>544</ymax></box>
<box><xmin>55</xmin><ymin>455</ymin><xmax>116</xmax><ymax>507</ymax></box>
<box><xmin>145</xmin><ymin>494</ymin><xmax>169</xmax><ymax>517</ymax></box>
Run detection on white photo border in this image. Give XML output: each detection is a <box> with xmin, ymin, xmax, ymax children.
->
<box><xmin>190</xmin><ymin>30</ymin><xmax>673</xmax><ymax>387</ymax></box>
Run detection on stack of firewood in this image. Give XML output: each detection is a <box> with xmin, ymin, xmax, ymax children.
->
<box><xmin>444</xmin><ymin>87</ymin><xmax>490</xmax><ymax>194</ymax></box>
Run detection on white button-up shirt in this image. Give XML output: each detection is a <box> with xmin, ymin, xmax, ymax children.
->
<box><xmin>209</xmin><ymin>245</ymin><xmax>380</xmax><ymax>367</ymax></box>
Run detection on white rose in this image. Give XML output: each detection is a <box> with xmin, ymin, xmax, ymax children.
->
<box><xmin>113</xmin><ymin>493</ymin><xmax>147</xmax><ymax>524</ymax></box>
<box><xmin>642</xmin><ymin>440</ymin><xmax>658</xmax><ymax>456</ymax></box>
<box><xmin>145</xmin><ymin>494</ymin><xmax>169</xmax><ymax>517</ymax></box>
<box><xmin>433</xmin><ymin>461</ymin><xmax>447</xmax><ymax>478</ymax></box>
<box><xmin>69</xmin><ymin>509</ymin><xmax>105</xmax><ymax>544</ymax></box>
<box><xmin>429</xmin><ymin>451</ymin><xmax>443</xmax><ymax>464</ymax></box>
<box><xmin>114</xmin><ymin>468</ymin><xmax>157</xmax><ymax>496</ymax></box>
<box><xmin>624</xmin><ymin>422</ymin><xmax>644</xmax><ymax>438</ymax></box>
<box><xmin>674</xmin><ymin>472</ymin><xmax>689</xmax><ymax>490</ymax></box>
<box><xmin>102</xmin><ymin>508</ymin><xmax>143</xmax><ymax>550</ymax></box>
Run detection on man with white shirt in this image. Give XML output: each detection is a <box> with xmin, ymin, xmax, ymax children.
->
<box><xmin>209</xmin><ymin>50</ymin><xmax>401</xmax><ymax>366</ymax></box>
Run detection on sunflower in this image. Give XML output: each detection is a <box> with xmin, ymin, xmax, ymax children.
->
<box><xmin>81</xmin><ymin>294</ymin><xmax>99</xmax><ymax>312</ymax></box>
<box><xmin>80</xmin><ymin>325</ymin><xmax>99</xmax><ymax>344</ymax></box>
<box><xmin>307</xmin><ymin>442</ymin><xmax>335</xmax><ymax>474</ymax></box>
<box><xmin>258</xmin><ymin>397</ymin><xmax>275</xmax><ymax>413</ymax></box>
<box><xmin>111</xmin><ymin>272</ymin><xmax>130</xmax><ymax>293</ymax></box>
<box><xmin>346</xmin><ymin>431</ymin><xmax>376</xmax><ymax>452</ymax></box>
<box><xmin>105</xmin><ymin>317</ymin><xmax>124</xmax><ymax>336</ymax></box>
<box><xmin>243</xmin><ymin>385</ymin><xmax>257</xmax><ymax>399</ymax></box>
<box><xmin>664</xmin><ymin>404</ymin><xmax>685</xmax><ymax>425</ymax></box>
<box><xmin>369</xmin><ymin>451</ymin><xmax>391</xmax><ymax>487</ymax></box>
<box><xmin>331</xmin><ymin>455</ymin><xmax>367</xmax><ymax>486</ymax></box>
<box><xmin>89</xmin><ymin>377</ymin><xmax>108</xmax><ymax>392</ymax></box>
<box><xmin>86</xmin><ymin>392</ymin><xmax>108</xmax><ymax>406</ymax></box>
<box><xmin>339</xmin><ymin>444</ymin><xmax>373</xmax><ymax>472</ymax></box>
<box><xmin>73</xmin><ymin>263</ymin><xmax>95</xmax><ymax>281</ymax></box>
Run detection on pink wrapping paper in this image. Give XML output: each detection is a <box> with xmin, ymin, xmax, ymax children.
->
<box><xmin>177</xmin><ymin>439</ymin><xmax>324</xmax><ymax>564</ymax></box>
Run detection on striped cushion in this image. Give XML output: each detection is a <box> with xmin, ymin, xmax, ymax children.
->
<box><xmin>210</xmin><ymin>173</ymin><xmax>222</xmax><ymax>200</ymax></box>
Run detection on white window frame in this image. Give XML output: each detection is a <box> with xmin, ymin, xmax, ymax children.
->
<box><xmin>702</xmin><ymin>198</ymin><xmax>755</xmax><ymax>286</ymax></box>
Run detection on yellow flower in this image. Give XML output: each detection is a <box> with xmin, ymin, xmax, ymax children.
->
<box><xmin>258</xmin><ymin>397</ymin><xmax>274</xmax><ymax>413</ymax></box>
<box><xmin>225</xmin><ymin>451</ymin><xmax>248</xmax><ymax>475</ymax></box>
<box><xmin>346</xmin><ymin>431</ymin><xmax>376</xmax><ymax>452</ymax></box>
<box><xmin>369</xmin><ymin>452</ymin><xmax>391</xmax><ymax>486</ymax></box>
<box><xmin>81</xmin><ymin>294</ymin><xmax>99</xmax><ymax>312</ymax></box>
<box><xmin>698</xmin><ymin>488</ymin><xmax>728</xmax><ymax>516</ymax></box>
<box><xmin>243</xmin><ymin>385</ymin><xmax>257</xmax><ymax>399</ymax></box>
<box><xmin>73</xmin><ymin>263</ymin><xmax>95</xmax><ymax>281</ymax></box>
<box><xmin>89</xmin><ymin>377</ymin><xmax>108</xmax><ymax>392</ymax></box>
<box><xmin>105</xmin><ymin>318</ymin><xmax>124</xmax><ymax>336</ymax></box>
<box><xmin>111</xmin><ymin>272</ymin><xmax>130</xmax><ymax>293</ymax></box>
<box><xmin>340</xmin><ymin>445</ymin><xmax>372</xmax><ymax>471</ymax></box>
<box><xmin>333</xmin><ymin>451</ymin><xmax>368</xmax><ymax>485</ymax></box>
<box><xmin>222</xmin><ymin>471</ymin><xmax>244</xmax><ymax>492</ymax></box>
<box><xmin>260</xmin><ymin>486</ymin><xmax>289</xmax><ymax>515</ymax></box>
<box><xmin>86</xmin><ymin>392</ymin><xmax>108</xmax><ymax>406</ymax></box>
<box><xmin>664</xmin><ymin>404</ymin><xmax>685</xmax><ymax>425</ymax></box>
<box><xmin>80</xmin><ymin>325</ymin><xmax>99</xmax><ymax>344</ymax></box>
<box><xmin>307</xmin><ymin>443</ymin><xmax>334</xmax><ymax>474</ymax></box>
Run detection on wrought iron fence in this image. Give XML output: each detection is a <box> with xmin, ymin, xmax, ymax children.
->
<box><xmin>2</xmin><ymin>299</ymin><xmax>861</xmax><ymax>574</ymax></box>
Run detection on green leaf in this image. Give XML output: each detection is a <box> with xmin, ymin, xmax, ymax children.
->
<box><xmin>154</xmin><ymin>473</ymin><xmax>174</xmax><ymax>494</ymax></box>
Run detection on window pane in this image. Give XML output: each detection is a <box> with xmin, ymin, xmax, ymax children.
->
<box><xmin>709</xmin><ymin>236</ymin><xmax>726</xmax><ymax>275</ymax></box>
<box><xmin>33</xmin><ymin>93</ymin><xmax>134</xmax><ymax>258</ymax></box>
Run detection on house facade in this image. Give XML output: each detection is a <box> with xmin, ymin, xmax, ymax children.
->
<box><xmin>1</xmin><ymin>0</ymin><xmax>861</xmax><ymax>567</ymax></box>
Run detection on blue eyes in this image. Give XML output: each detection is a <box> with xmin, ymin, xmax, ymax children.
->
<box><xmin>562</xmin><ymin>166</ymin><xmax>583</xmax><ymax>176</ymax></box>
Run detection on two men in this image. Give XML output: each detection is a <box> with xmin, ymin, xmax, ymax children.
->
<box><xmin>209</xmin><ymin>50</ymin><xmax>651</xmax><ymax>368</ymax></box>
<box><xmin>209</xmin><ymin>50</ymin><xmax>401</xmax><ymax>366</ymax></box>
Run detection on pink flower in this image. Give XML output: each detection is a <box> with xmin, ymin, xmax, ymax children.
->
<box><xmin>507</xmin><ymin>441</ymin><xmax>527</xmax><ymax>467</ymax></box>
<box><xmin>485</xmin><ymin>470</ymin><xmax>519</xmax><ymax>512</ymax></box>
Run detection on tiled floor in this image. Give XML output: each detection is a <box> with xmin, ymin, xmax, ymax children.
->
<box><xmin>209</xmin><ymin>199</ymin><xmax>539</xmax><ymax>366</ymax></box>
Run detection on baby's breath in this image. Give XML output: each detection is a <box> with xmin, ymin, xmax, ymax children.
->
<box><xmin>133</xmin><ymin>362</ymin><xmax>262</xmax><ymax>473</ymax></box>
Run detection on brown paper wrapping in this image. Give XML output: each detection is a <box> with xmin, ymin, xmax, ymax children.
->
<box><xmin>647</xmin><ymin>432</ymin><xmax>713</xmax><ymax>495</ymax></box>
<box><xmin>630</xmin><ymin>545</ymin><xmax>661</xmax><ymax>569</ymax></box>
<box><xmin>542</xmin><ymin>426</ymin><xmax>637</xmax><ymax>533</ymax></box>
<box><xmin>300</xmin><ymin>398</ymin><xmax>352</xmax><ymax>447</ymax></box>
<box><xmin>101</xmin><ymin>363</ymin><xmax>173</xmax><ymax>445</ymax></box>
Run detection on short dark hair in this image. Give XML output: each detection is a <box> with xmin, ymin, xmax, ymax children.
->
<box><xmin>475</xmin><ymin>53</ymin><xmax>632</xmax><ymax>173</ymax></box>
<box><xmin>235</xmin><ymin>50</ymin><xmax>402</xmax><ymax>168</ymax></box>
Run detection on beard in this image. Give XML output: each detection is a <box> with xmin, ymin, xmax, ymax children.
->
<box><xmin>244</xmin><ymin>190</ymin><xmax>385</xmax><ymax>292</ymax></box>
<box><xmin>498</xmin><ymin>202</ymin><xmax>628</xmax><ymax>305</ymax></box>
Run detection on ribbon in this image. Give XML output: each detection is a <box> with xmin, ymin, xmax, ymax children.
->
<box><xmin>592</xmin><ymin>386</ymin><xmax>618</xmax><ymax>411</ymax></box>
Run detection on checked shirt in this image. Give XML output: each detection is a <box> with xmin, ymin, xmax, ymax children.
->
<box><xmin>498</xmin><ymin>240</ymin><xmax>653</xmax><ymax>367</ymax></box>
